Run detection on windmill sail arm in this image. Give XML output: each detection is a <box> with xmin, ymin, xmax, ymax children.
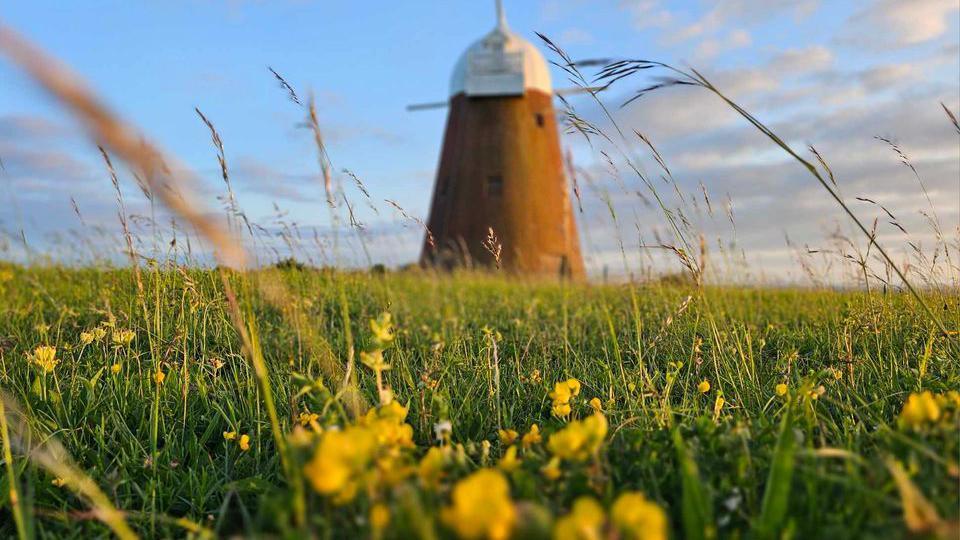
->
<box><xmin>407</xmin><ymin>101</ymin><xmax>450</xmax><ymax>112</ymax></box>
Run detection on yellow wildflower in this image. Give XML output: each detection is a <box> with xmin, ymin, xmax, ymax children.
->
<box><xmin>223</xmin><ymin>431</ymin><xmax>237</xmax><ymax>441</ymax></box>
<box><xmin>361</xmin><ymin>401</ymin><xmax>414</xmax><ymax>449</ymax></box>
<box><xmin>542</xmin><ymin>457</ymin><xmax>562</xmax><ymax>481</ymax></box>
<box><xmin>498</xmin><ymin>428</ymin><xmax>519</xmax><ymax>446</ymax></box>
<box><xmin>899</xmin><ymin>391</ymin><xmax>941</xmax><ymax>429</ymax></box>
<box><xmin>304</xmin><ymin>426</ymin><xmax>378</xmax><ymax>504</ymax></box>
<box><xmin>370</xmin><ymin>312</ymin><xmax>395</xmax><ymax>346</ymax></box>
<box><xmin>550</xmin><ymin>378</ymin><xmax>581</xmax><ymax>418</ymax></box>
<box><xmin>611</xmin><ymin>491</ymin><xmax>668</xmax><ymax>540</ymax></box>
<box><xmin>239</xmin><ymin>434</ymin><xmax>251</xmax><ymax>451</ymax></box>
<box><xmin>154</xmin><ymin>370</ymin><xmax>166</xmax><ymax>385</ymax></box>
<box><xmin>111</xmin><ymin>363</ymin><xmax>122</xmax><ymax>375</ymax></box>
<box><xmin>360</xmin><ymin>349</ymin><xmax>391</xmax><ymax>372</ymax></box>
<box><xmin>441</xmin><ymin>469</ymin><xmax>516</xmax><ymax>540</ymax></box>
<box><xmin>775</xmin><ymin>383</ymin><xmax>788</xmax><ymax>396</ymax></box>
<box><xmin>712</xmin><ymin>395</ymin><xmax>725</xmax><ymax>420</ymax></box>
<box><xmin>553</xmin><ymin>496</ymin><xmax>605</xmax><ymax>540</ymax></box>
<box><xmin>91</xmin><ymin>327</ymin><xmax>107</xmax><ymax>341</ymax></box>
<box><xmin>299</xmin><ymin>411</ymin><xmax>321</xmax><ymax>432</ymax></box>
<box><xmin>589</xmin><ymin>397</ymin><xmax>603</xmax><ymax>412</ymax></box>
<box><xmin>111</xmin><ymin>329</ymin><xmax>135</xmax><ymax>346</ymax></box>
<box><xmin>522</xmin><ymin>424</ymin><xmax>542</xmax><ymax>448</ymax></box>
<box><xmin>51</xmin><ymin>478</ymin><xmax>66</xmax><ymax>488</ymax></box>
<box><xmin>698</xmin><ymin>380</ymin><xmax>711</xmax><ymax>394</ymax></box>
<box><xmin>28</xmin><ymin>346</ymin><xmax>58</xmax><ymax>374</ymax></box>
<box><xmin>418</xmin><ymin>446</ymin><xmax>448</xmax><ymax>489</ymax></box>
<box><xmin>498</xmin><ymin>446</ymin><xmax>521</xmax><ymax>473</ymax></box>
<box><xmin>79</xmin><ymin>331</ymin><xmax>95</xmax><ymax>345</ymax></box>
<box><xmin>552</xmin><ymin>402</ymin><xmax>572</xmax><ymax>418</ymax></box>
<box><xmin>370</xmin><ymin>503</ymin><xmax>391</xmax><ymax>532</ymax></box>
<box><xmin>548</xmin><ymin>413</ymin><xmax>608</xmax><ymax>462</ymax></box>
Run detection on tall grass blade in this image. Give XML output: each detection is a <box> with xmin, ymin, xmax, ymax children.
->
<box><xmin>756</xmin><ymin>406</ymin><xmax>795</xmax><ymax>539</ymax></box>
<box><xmin>672</xmin><ymin>428</ymin><xmax>716</xmax><ymax>540</ymax></box>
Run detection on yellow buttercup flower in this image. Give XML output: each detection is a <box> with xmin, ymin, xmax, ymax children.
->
<box><xmin>553</xmin><ymin>496</ymin><xmax>605</xmax><ymax>540</ymax></box>
<box><xmin>552</xmin><ymin>402</ymin><xmax>572</xmax><ymax>418</ymax></box>
<box><xmin>899</xmin><ymin>391</ymin><xmax>941</xmax><ymax>429</ymax></box>
<box><xmin>304</xmin><ymin>426</ymin><xmax>378</xmax><ymax>504</ymax></box>
<box><xmin>111</xmin><ymin>363</ymin><xmax>122</xmax><ymax>375</ymax></box>
<box><xmin>611</xmin><ymin>491</ymin><xmax>668</xmax><ymax>540</ymax></box>
<box><xmin>79</xmin><ymin>331</ymin><xmax>95</xmax><ymax>345</ymax></box>
<box><xmin>498</xmin><ymin>428</ymin><xmax>518</xmax><ymax>446</ymax></box>
<box><xmin>361</xmin><ymin>401</ymin><xmax>415</xmax><ymax>449</ymax></box>
<box><xmin>542</xmin><ymin>457</ymin><xmax>562</xmax><ymax>481</ymax></box>
<box><xmin>91</xmin><ymin>327</ymin><xmax>107</xmax><ymax>341</ymax></box>
<box><xmin>548</xmin><ymin>413</ymin><xmax>608</xmax><ymax>462</ymax></box>
<box><xmin>775</xmin><ymin>383</ymin><xmax>788</xmax><ymax>396</ymax></box>
<box><xmin>370</xmin><ymin>503</ymin><xmax>391</xmax><ymax>532</ymax></box>
<box><xmin>698</xmin><ymin>380</ymin><xmax>711</xmax><ymax>394</ymax></box>
<box><xmin>550</xmin><ymin>378</ymin><xmax>582</xmax><ymax>419</ymax></box>
<box><xmin>418</xmin><ymin>446</ymin><xmax>448</xmax><ymax>489</ymax></box>
<box><xmin>154</xmin><ymin>370</ymin><xmax>166</xmax><ymax>384</ymax></box>
<box><xmin>28</xmin><ymin>346</ymin><xmax>58</xmax><ymax>373</ymax></box>
<box><xmin>223</xmin><ymin>431</ymin><xmax>237</xmax><ymax>441</ymax></box>
<box><xmin>441</xmin><ymin>469</ymin><xmax>516</xmax><ymax>540</ymax></box>
<box><xmin>239</xmin><ymin>434</ymin><xmax>251</xmax><ymax>451</ymax></box>
<box><xmin>589</xmin><ymin>397</ymin><xmax>603</xmax><ymax>412</ymax></box>
<box><xmin>522</xmin><ymin>424</ymin><xmax>542</xmax><ymax>448</ymax></box>
<box><xmin>498</xmin><ymin>446</ymin><xmax>521</xmax><ymax>473</ymax></box>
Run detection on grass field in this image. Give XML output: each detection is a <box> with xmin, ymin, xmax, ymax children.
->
<box><xmin>0</xmin><ymin>264</ymin><xmax>957</xmax><ymax>538</ymax></box>
<box><xmin>1</xmin><ymin>19</ymin><xmax>958</xmax><ymax>540</ymax></box>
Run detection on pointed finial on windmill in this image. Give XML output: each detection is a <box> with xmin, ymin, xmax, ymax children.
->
<box><xmin>496</xmin><ymin>0</ymin><xmax>509</xmax><ymax>31</ymax></box>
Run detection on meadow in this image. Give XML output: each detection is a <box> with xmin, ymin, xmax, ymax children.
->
<box><xmin>0</xmin><ymin>263</ymin><xmax>957</xmax><ymax>538</ymax></box>
<box><xmin>1</xmin><ymin>20</ymin><xmax>959</xmax><ymax>540</ymax></box>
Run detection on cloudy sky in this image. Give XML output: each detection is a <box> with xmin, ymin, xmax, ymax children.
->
<box><xmin>1</xmin><ymin>0</ymin><xmax>958</xmax><ymax>284</ymax></box>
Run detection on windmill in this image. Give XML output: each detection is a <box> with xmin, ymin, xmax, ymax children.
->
<box><xmin>410</xmin><ymin>0</ymin><xmax>586</xmax><ymax>279</ymax></box>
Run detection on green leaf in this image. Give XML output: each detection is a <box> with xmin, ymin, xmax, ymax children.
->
<box><xmin>673</xmin><ymin>428</ymin><xmax>716</xmax><ymax>540</ymax></box>
<box><xmin>756</xmin><ymin>407</ymin><xmax>796</xmax><ymax>539</ymax></box>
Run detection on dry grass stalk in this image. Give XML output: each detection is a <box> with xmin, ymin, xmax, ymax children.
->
<box><xmin>0</xmin><ymin>393</ymin><xmax>138</xmax><ymax>539</ymax></box>
<box><xmin>0</xmin><ymin>23</ymin><xmax>244</xmax><ymax>268</ymax></box>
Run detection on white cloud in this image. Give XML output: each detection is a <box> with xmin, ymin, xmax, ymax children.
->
<box><xmin>619</xmin><ymin>0</ymin><xmax>674</xmax><ymax>29</ymax></box>
<box><xmin>559</xmin><ymin>27</ymin><xmax>594</xmax><ymax>45</ymax></box>
<box><xmin>694</xmin><ymin>29</ymin><xmax>753</xmax><ymax>61</ymax></box>
<box><xmin>768</xmin><ymin>45</ymin><xmax>835</xmax><ymax>75</ymax></box>
<box><xmin>843</xmin><ymin>0</ymin><xmax>960</xmax><ymax>48</ymax></box>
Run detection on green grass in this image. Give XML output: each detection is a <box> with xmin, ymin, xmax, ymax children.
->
<box><xmin>0</xmin><ymin>264</ymin><xmax>957</xmax><ymax>538</ymax></box>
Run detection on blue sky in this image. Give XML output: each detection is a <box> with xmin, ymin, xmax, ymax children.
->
<box><xmin>1</xmin><ymin>1</ymin><xmax>958</xmax><ymax>283</ymax></box>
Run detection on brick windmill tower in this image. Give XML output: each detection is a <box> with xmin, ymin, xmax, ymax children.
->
<box><xmin>415</xmin><ymin>0</ymin><xmax>585</xmax><ymax>279</ymax></box>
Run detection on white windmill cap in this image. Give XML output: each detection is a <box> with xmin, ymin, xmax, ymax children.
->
<box><xmin>449</xmin><ymin>0</ymin><xmax>553</xmax><ymax>98</ymax></box>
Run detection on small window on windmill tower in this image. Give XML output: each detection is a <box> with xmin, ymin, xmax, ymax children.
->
<box><xmin>535</xmin><ymin>113</ymin><xmax>545</xmax><ymax>127</ymax></box>
<box><xmin>486</xmin><ymin>175</ymin><xmax>503</xmax><ymax>197</ymax></box>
